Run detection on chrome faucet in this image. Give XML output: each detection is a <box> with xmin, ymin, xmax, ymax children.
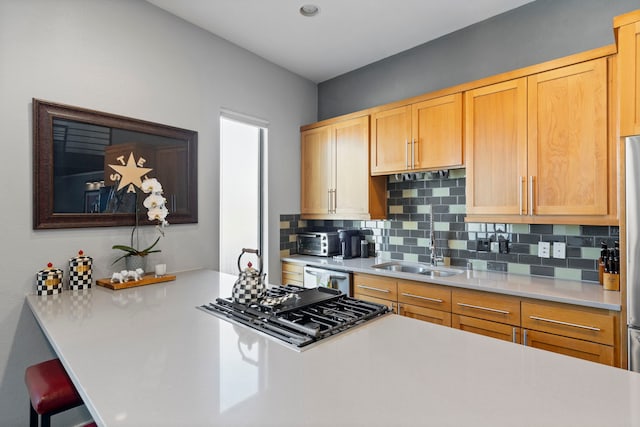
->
<box><xmin>429</xmin><ymin>207</ymin><xmax>443</xmax><ymax>266</ymax></box>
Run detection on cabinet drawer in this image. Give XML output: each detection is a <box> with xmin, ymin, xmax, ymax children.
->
<box><xmin>452</xmin><ymin>289</ymin><xmax>520</xmax><ymax>326</ymax></box>
<box><xmin>400</xmin><ymin>303</ymin><xmax>451</xmax><ymax>327</ymax></box>
<box><xmin>524</xmin><ymin>329</ymin><xmax>614</xmax><ymax>366</ymax></box>
<box><xmin>281</xmin><ymin>262</ymin><xmax>304</xmax><ymax>286</ymax></box>
<box><xmin>398</xmin><ymin>280</ymin><xmax>451</xmax><ymax>311</ymax></box>
<box><xmin>521</xmin><ymin>301</ymin><xmax>615</xmax><ymax>346</ymax></box>
<box><xmin>353</xmin><ymin>274</ymin><xmax>397</xmax><ymax>301</ymax></box>
<box><xmin>452</xmin><ymin>314</ymin><xmax>521</xmax><ymax>343</ymax></box>
<box><xmin>355</xmin><ymin>292</ymin><xmax>397</xmax><ymax>314</ymax></box>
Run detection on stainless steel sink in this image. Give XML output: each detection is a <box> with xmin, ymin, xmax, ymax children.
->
<box><xmin>371</xmin><ymin>261</ymin><xmax>464</xmax><ymax>277</ymax></box>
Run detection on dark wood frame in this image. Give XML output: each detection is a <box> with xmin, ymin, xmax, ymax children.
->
<box><xmin>33</xmin><ymin>98</ymin><xmax>198</xmax><ymax>229</ymax></box>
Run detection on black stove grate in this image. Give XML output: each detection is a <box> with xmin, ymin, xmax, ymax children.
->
<box><xmin>199</xmin><ymin>285</ymin><xmax>389</xmax><ymax>349</ymax></box>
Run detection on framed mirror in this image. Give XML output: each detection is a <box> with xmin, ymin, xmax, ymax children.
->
<box><xmin>33</xmin><ymin>98</ymin><xmax>198</xmax><ymax>229</ymax></box>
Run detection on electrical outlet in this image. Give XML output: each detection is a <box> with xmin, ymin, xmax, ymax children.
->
<box><xmin>490</xmin><ymin>242</ymin><xmax>499</xmax><ymax>253</ymax></box>
<box><xmin>553</xmin><ymin>242</ymin><xmax>566</xmax><ymax>259</ymax></box>
<box><xmin>538</xmin><ymin>241</ymin><xmax>550</xmax><ymax>258</ymax></box>
<box><xmin>476</xmin><ymin>238</ymin><xmax>490</xmax><ymax>252</ymax></box>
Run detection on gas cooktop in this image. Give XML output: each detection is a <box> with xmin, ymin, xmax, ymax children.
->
<box><xmin>198</xmin><ymin>285</ymin><xmax>389</xmax><ymax>350</ymax></box>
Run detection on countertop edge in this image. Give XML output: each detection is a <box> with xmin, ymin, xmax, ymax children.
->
<box><xmin>282</xmin><ymin>256</ymin><xmax>622</xmax><ymax>311</ymax></box>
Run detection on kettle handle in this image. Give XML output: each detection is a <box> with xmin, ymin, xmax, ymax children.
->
<box><xmin>237</xmin><ymin>248</ymin><xmax>262</xmax><ymax>274</ymax></box>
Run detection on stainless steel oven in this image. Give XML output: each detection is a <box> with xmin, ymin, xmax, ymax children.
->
<box><xmin>303</xmin><ymin>265</ymin><xmax>351</xmax><ymax>297</ymax></box>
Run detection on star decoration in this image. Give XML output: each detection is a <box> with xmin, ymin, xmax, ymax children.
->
<box><xmin>109</xmin><ymin>152</ymin><xmax>153</xmax><ymax>192</ymax></box>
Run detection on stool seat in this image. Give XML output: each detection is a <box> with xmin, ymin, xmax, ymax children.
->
<box><xmin>25</xmin><ymin>358</ymin><xmax>83</xmax><ymax>426</ymax></box>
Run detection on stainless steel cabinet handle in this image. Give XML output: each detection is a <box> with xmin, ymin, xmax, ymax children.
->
<box><xmin>406</xmin><ymin>139</ymin><xmax>410</xmax><ymax>169</ymax></box>
<box><xmin>327</xmin><ymin>190</ymin><xmax>332</xmax><ymax>213</ymax></box>
<box><xmin>523</xmin><ymin>329</ymin><xmax>528</xmax><ymax>346</ymax></box>
<box><xmin>529</xmin><ymin>176</ymin><xmax>533</xmax><ymax>215</ymax></box>
<box><xmin>332</xmin><ymin>189</ymin><xmax>337</xmax><ymax>213</ymax></box>
<box><xmin>528</xmin><ymin>316</ymin><xmax>601</xmax><ymax>332</ymax></box>
<box><xmin>401</xmin><ymin>292</ymin><xmax>443</xmax><ymax>303</ymax></box>
<box><xmin>457</xmin><ymin>302</ymin><xmax>510</xmax><ymax>315</ymax></box>
<box><xmin>512</xmin><ymin>327</ymin><xmax>517</xmax><ymax>343</ymax></box>
<box><xmin>357</xmin><ymin>284</ymin><xmax>390</xmax><ymax>293</ymax></box>
<box><xmin>519</xmin><ymin>176</ymin><xmax>523</xmax><ymax>215</ymax></box>
<box><xmin>411</xmin><ymin>138</ymin><xmax>416</xmax><ymax>169</ymax></box>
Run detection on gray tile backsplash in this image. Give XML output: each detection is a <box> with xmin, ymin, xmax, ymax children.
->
<box><xmin>281</xmin><ymin>170</ymin><xmax>618</xmax><ymax>283</ymax></box>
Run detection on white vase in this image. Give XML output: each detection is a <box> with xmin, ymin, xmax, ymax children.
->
<box><xmin>125</xmin><ymin>255</ymin><xmax>147</xmax><ymax>273</ymax></box>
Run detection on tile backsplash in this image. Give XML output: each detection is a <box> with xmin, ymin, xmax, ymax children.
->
<box><xmin>281</xmin><ymin>170</ymin><xmax>619</xmax><ymax>283</ymax></box>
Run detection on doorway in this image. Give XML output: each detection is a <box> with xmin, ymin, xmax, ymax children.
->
<box><xmin>219</xmin><ymin>112</ymin><xmax>267</xmax><ymax>275</ymax></box>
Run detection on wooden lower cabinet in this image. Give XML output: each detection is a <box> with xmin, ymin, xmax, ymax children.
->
<box><xmin>523</xmin><ymin>329</ymin><xmax>615</xmax><ymax>366</ymax></box>
<box><xmin>352</xmin><ymin>272</ymin><xmax>619</xmax><ymax>366</ymax></box>
<box><xmin>353</xmin><ymin>273</ymin><xmax>398</xmax><ymax>314</ymax></box>
<box><xmin>400</xmin><ymin>304</ymin><xmax>451</xmax><ymax>327</ymax></box>
<box><xmin>452</xmin><ymin>314</ymin><xmax>521</xmax><ymax>343</ymax></box>
<box><xmin>281</xmin><ymin>261</ymin><xmax>304</xmax><ymax>286</ymax></box>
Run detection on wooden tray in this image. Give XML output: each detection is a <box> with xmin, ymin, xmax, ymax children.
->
<box><xmin>96</xmin><ymin>274</ymin><xmax>176</xmax><ymax>290</ymax></box>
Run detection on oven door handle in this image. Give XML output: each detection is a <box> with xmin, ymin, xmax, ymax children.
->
<box><xmin>305</xmin><ymin>269</ymin><xmax>348</xmax><ymax>281</ymax></box>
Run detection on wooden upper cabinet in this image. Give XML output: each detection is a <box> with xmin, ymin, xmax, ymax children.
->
<box><xmin>371</xmin><ymin>105</ymin><xmax>411</xmax><ymax>174</ymax></box>
<box><xmin>527</xmin><ymin>59</ymin><xmax>608</xmax><ymax>217</ymax></box>
<box><xmin>412</xmin><ymin>93</ymin><xmax>464</xmax><ymax>171</ymax></box>
<box><xmin>301</xmin><ymin>116</ymin><xmax>386</xmax><ymax>220</ymax></box>
<box><xmin>465</xmin><ymin>57</ymin><xmax>616</xmax><ymax>225</ymax></box>
<box><xmin>616</xmin><ymin>12</ymin><xmax>640</xmax><ymax>136</ymax></box>
<box><xmin>371</xmin><ymin>94</ymin><xmax>463</xmax><ymax>175</ymax></box>
<box><xmin>300</xmin><ymin>125</ymin><xmax>332</xmax><ymax>216</ymax></box>
<box><xmin>465</xmin><ymin>78</ymin><xmax>528</xmax><ymax>216</ymax></box>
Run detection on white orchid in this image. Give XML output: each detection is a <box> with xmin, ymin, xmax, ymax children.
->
<box><xmin>112</xmin><ymin>177</ymin><xmax>170</xmax><ymax>264</ymax></box>
<box><xmin>141</xmin><ymin>177</ymin><xmax>163</xmax><ymax>194</ymax></box>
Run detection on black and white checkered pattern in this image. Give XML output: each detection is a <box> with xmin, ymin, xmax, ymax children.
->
<box><xmin>36</xmin><ymin>268</ymin><xmax>63</xmax><ymax>296</ymax></box>
<box><xmin>232</xmin><ymin>275</ymin><xmax>266</xmax><ymax>304</ymax></box>
<box><xmin>69</xmin><ymin>255</ymin><xmax>93</xmax><ymax>290</ymax></box>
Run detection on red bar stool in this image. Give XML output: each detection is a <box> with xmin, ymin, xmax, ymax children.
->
<box><xmin>25</xmin><ymin>358</ymin><xmax>84</xmax><ymax>427</ymax></box>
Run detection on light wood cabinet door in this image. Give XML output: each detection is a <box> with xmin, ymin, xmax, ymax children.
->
<box><xmin>452</xmin><ymin>288</ymin><xmax>521</xmax><ymax>326</ymax></box>
<box><xmin>400</xmin><ymin>303</ymin><xmax>451</xmax><ymax>327</ymax></box>
<box><xmin>371</xmin><ymin>105</ymin><xmax>411</xmax><ymax>174</ymax></box>
<box><xmin>527</xmin><ymin>58</ymin><xmax>608</xmax><ymax>216</ymax></box>
<box><xmin>617</xmin><ymin>19</ymin><xmax>640</xmax><ymax>136</ymax></box>
<box><xmin>524</xmin><ymin>329</ymin><xmax>614</xmax><ymax>366</ymax></box>
<box><xmin>465</xmin><ymin>78</ymin><xmax>528</xmax><ymax>216</ymax></box>
<box><xmin>411</xmin><ymin>93</ymin><xmax>463</xmax><ymax>170</ymax></box>
<box><xmin>281</xmin><ymin>261</ymin><xmax>304</xmax><ymax>286</ymax></box>
<box><xmin>452</xmin><ymin>314</ymin><xmax>521</xmax><ymax>343</ymax></box>
<box><xmin>521</xmin><ymin>300</ymin><xmax>616</xmax><ymax>346</ymax></box>
<box><xmin>334</xmin><ymin>116</ymin><xmax>370</xmax><ymax>216</ymax></box>
<box><xmin>300</xmin><ymin>126</ymin><xmax>332</xmax><ymax>216</ymax></box>
<box><xmin>397</xmin><ymin>280</ymin><xmax>451</xmax><ymax>312</ymax></box>
<box><xmin>353</xmin><ymin>273</ymin><xmax>397</xmax><ymax>301</ymax></box>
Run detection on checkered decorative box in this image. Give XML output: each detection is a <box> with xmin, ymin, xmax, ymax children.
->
<box><xmin>36</xmin><ymin>264</ymin><xmax>63</xmax><ymax>296</ymax></box>
<box><xmin>69</xmin><ymin>251</ymin><xmax>92</xmax><ymax>290</ymax></box>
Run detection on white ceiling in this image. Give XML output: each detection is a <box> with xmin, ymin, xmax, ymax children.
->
<box><xmin>146</xmin><ymin>0</ymin><xmax>535</xmax><ymax>83</ymax></box>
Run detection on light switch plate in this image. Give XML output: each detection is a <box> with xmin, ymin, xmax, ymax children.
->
<box><xmin>490</xmin><ymin>242</ymin><xmax>499</xmax><ymax>253</ymax></box>
<box><xmin>538</xmin><ymin>241</ymin><xmax>550</xmax><ymax>258</ymax></box>
<box><xmin>553</xmin><ymin>242</ymin><xmax>566</xmax><ymax>259</ymax></box>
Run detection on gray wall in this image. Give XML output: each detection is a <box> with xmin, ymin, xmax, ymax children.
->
<box><xmin>318</xmin><ymin>0</ymin><xmax>639</xmax><ymax>120</ymax></box>
<box><xmin>0</xmin><ymin>1</ymin><xmax>316</xmax><ymax>425</ymax></box>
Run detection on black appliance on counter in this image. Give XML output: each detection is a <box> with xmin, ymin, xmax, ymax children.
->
<box><xmin>338</xmin><ymin>229</ymin><xmax>363</xmax><ymax>259</ymax></box>
<box><xmin>198</xmin><ymin>285</ymin><xmax>388</xmax><ymax>350</ymax></box>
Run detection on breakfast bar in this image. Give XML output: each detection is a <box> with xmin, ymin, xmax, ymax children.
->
<box><xmin>26</xmin><ymin>269</ymin><xmax>640</xmax><ymax>426</ymax></box>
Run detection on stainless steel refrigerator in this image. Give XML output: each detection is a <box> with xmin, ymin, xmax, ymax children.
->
<box><xmin>627</xmin><ymin>136</ymin><xmax>640</xmax><ymax>371</ymax></box>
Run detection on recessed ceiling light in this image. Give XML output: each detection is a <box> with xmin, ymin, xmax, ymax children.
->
<box><xmin>299</xmin><ymin>4</ymin><xmax>319</xmax><ymax>17</ymax></box>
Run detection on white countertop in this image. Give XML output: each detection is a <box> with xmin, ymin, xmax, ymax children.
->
<box><xmin>283</xmin><ymin>255</ymin><xmax>622</xmax><ymax>311</ymax></box>
<box><xmin>27</xmin><ymin>269</ymin><xmax>639</xmax><ymax>427</ymax></box>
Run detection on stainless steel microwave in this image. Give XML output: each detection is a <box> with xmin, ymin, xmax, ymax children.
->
<box><xmin>297</xmin><ymin>232</ymin><xmax>339</xmax><ymax>256</ymax></box>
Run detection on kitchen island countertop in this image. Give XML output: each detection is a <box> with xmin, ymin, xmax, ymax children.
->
<box><xmin>27</xmin><ymin>269</ymin><xmax>639</xmax><ymax>426</ymax></box>
<box><xmin>283</xmin><ymin>255</ymin><xmax>622</xmax><ymax>311</ymax></box>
